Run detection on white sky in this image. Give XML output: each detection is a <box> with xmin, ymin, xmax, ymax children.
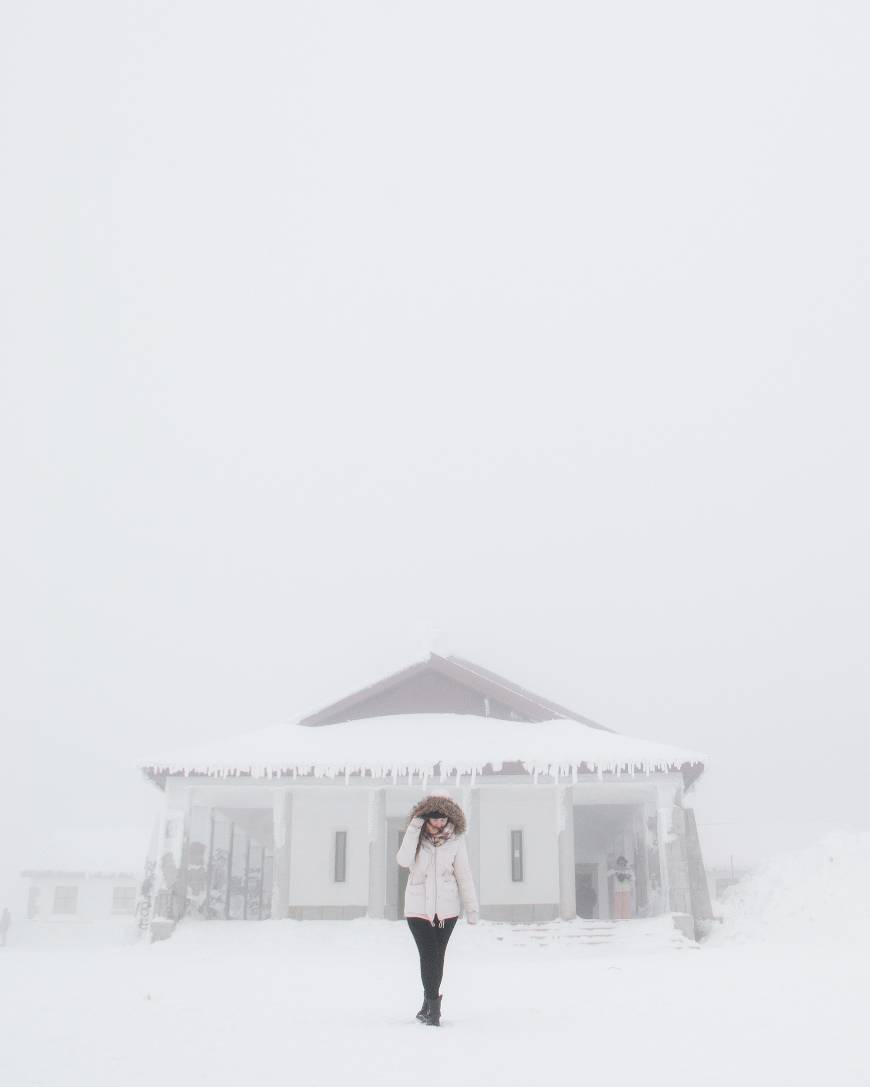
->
<box><xmin>1</xmin><ymin>2</ymin><xmax>868</xmax><ymax>907</ymax></box>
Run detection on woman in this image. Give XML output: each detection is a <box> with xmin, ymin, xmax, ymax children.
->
<box><xmin>395</xmin><ymin>794</ymin><xmax>479</xmax><ymax>1026</ymax></box>
<box><xmin>608</xmin><ymin>855</ymin><xmax>635</xmax><ymax>919</ymax></box>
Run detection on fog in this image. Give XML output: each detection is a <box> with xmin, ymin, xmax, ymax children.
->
<box><xmin>1</xmin><ymin>0</ymin><xmax>869</xmax><ymax>913</ymax></box>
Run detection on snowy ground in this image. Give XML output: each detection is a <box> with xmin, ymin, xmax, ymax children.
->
<box><xmin>3</xmin><ymin>833</ymin><xmax>868</xmax><ymax>1087</ymax></box>
<box><xmin>1</xmin><ymin>910</ymin><xmax>866</xmax><ymax>1087</ymax></box>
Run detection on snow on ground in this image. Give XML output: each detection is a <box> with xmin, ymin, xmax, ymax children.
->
<box><xmin>712</xmin><ymin>829</ymin><xmax>870</xmax><ymax>947</ymax></box>
<box><xmin>1</xmin><ymin>833</ymin><xmax>868</xmax><ymax>1087</ymax></box>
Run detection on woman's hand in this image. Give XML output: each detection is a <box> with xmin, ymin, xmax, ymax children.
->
<box><xmin>466</xmin><ymin>911</ymin><xmax>479</xmax><ymax>925</ymax></box>
<box><xmin>397</xmin><ymin>816</ymin><xmax>427</xmax><ymax>867</ymax></box>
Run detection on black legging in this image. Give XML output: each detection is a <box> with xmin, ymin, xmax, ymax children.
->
<box><xmin>406</xmin><ymin>916</ymin><xmax>458</xmax><ymax>998</ymax></box>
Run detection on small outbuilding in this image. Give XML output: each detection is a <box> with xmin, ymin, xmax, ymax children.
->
<box><xmin>22</xmin><ymin>870</ymin><xmax>139</xmax><ymax>923</ymax></box>
<box><xmin>141</xmin><ymin>654</ymin><xmax>712</xmax><ymax>939</ymax></box>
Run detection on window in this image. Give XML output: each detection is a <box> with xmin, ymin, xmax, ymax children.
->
<box><xmin>511</xmin><ymin>830</ymin><xmax>524</xmax><ymax>882</ymax></box>
<box><xmin>112</xmin><ymin>886</ymin><xmax>137</xmax><ymax>914</ymax></box>
<box><xmin>53</xmin><ymin>886</ymin><xmax>78</xmax><ymax>915</ymax></box>
<box><xmin>334</xmin><ymin>831</ymin><xmax>347</xmax><ymax>883</ymax></box>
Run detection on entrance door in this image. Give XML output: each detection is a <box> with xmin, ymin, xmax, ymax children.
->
<box><xmin>575</xmin><ymin>863</ymin><xmax>600</xmax><ymax>919</ymax></box>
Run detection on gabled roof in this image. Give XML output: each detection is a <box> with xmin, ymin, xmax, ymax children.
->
<box><xmin>298</xmin><ymin>652</ymin><xmax>612</xmax><ymax>731</ymax></box>
<box><xmin>140</xmin><ymin>654</ymin><xmax>707</xmax><ymax>791</ymax></box>
<box><xmin>444</xmin><ymin>654</ymin><xmax>610</xmax><ymax>730</ymax></box>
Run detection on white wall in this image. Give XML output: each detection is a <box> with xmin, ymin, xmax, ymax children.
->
<box><xmin>288</xmin><ymin>788</ymin><xmax>370</xmax><ymax>907</ymax></box>
<box><xmin>478</xmin><ymin>786</ymin><xmax>559</xmax><ymax>905</ymax></box>
<box><xmin>160</xmin><ymin>775</ymin><xmax>686</xmax><ymax>915</ymax></box>
<box><xmin>25</xmin><ymin>874</ymin><xmax>138</xmax><ymax>922</ymax></box>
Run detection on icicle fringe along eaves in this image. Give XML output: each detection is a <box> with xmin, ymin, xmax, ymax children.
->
<box><xmin>146</xmin><ymin>757</ymin><xmax>700</xmax><ymax>783</ymax></box>
<box><xmin>140</xmin><ymin>713</ymin><xmax>705</xmax><ymax>787</ymax></box>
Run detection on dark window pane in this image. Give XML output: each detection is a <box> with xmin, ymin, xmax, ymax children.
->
<box><xmin>511</xmin><ymin>830</ymin><xmax>524</xmax><ymax>882</ymax></box>
<box><xmin>335</xmin><ymin>831</ymin><xmax>347</xmax><ymax>883</ymax></box>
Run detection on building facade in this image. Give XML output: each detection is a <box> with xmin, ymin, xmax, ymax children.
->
<box><xmin>142</xmin><ymin>654</ymin><xmax>712</xmax><ymax>939</ymax></box>
<box><xmin>22</xmin><ymin>870</ymin><xmax>139</xmax><ymax>923</ymax></box>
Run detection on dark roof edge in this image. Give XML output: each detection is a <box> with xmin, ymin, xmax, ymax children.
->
<box><xmin>298</xmin><ymin>658</ymin><xmax>432</xmax><ymax>727</ymax></box>
<box><xmin>682</xmin><ymin>761</ymin><xmax>705</xmax><ymax>791</ymax></box>
<box><xmin>444</xmin><ymin>654</ymin><xmax>613</xmax><ymax>732</ymax></box>
<box><xmin>298</xmin><ymin>652</ymin><xmax>615</xmax><ymax>732</ymax></box>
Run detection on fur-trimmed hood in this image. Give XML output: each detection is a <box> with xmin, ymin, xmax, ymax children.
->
<box><xmin>407</xmin><ymin>794</ymin><xmax>467</xmax><ymax>836</ymax></box>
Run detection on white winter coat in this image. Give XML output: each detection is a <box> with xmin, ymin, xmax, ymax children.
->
<box><xmin>396</xmin><ymin>818</ymin><xmax>479</xmax><ymax>924</ymax></box>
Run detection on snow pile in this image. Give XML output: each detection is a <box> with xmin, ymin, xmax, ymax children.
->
<box><xmin>715</xmin><ymin>830</ymin><xmax>870</xmax><ymax>946</ymax></box>
<box><xmin>139</xmin><ymin>713</ymin><xmax>704</xmax><ymax>784</ymax></box>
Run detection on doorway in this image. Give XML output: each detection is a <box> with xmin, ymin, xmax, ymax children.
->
<box><xmin>574</xmin><ymin>863</ymin><xmax>600</xmax><ymax>919</ymax></box>
<box><xmin>385</xmin><ymin>818</ymin><xmax>410</xmax><ymax>920</ymax></box>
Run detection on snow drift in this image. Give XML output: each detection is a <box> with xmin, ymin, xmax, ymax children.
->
<box><xmin>715</xmin><ymin>830</ymin><xmax>870</xmax><ymax>946</ymax></box>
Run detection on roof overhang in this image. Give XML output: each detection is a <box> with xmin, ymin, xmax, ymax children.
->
<box><xmin>141</xmin><ymin>713</ymin><xmax>705</xmax><ymax>792</ymax></box>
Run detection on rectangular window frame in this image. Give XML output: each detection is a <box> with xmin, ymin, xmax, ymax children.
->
<box><xmin>112</xmin><ymin>886</ymin><xmax>137</xmax><ymax>914</ymax></box>
<box><xmin>510</xmin><ymin>828</ymin><xmax>524</xmax><ymax>882</ymax></box>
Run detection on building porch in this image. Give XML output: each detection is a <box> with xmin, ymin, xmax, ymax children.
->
<box><xmin>146</xmin><ymin>776</ymin><xmax>711</xmax><ymax>939</ymax></box>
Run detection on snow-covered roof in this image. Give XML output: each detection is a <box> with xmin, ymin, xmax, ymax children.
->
<box><xmin>141</xmin><ymin>714</ymin><xmax>705</xmax><ymax>785</ymax></box>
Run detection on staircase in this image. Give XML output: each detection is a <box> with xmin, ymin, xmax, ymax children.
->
<box><xmin>497</xmin><ymin>914</ymin><xmax>697</xmax><ymax>952</ymax></box>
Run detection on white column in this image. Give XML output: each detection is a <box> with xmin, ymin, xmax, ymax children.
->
<box><xmin>463</xmin><ymin>786</ymin><xmax>481</xmax><ymax>916</ymax></box>
<box><xmin>656</xmin><ymin>799</ymin><xmax>673</xmax><ymax>913</ymax></box>
<box><xmin>149</xmin><ymin>791</ymin><xmax>187</xmax><ymax>937</ymax></box>
<box><xmin>175</xmin><ymin>787</ymin><xmax>195</xmax><ymax>919</ymax></box>
<box><xmin>367</xmin><ymin>787</ymin><xmax>387</xmax><ymax>919</ymax></box>
<box><xmin>271</xmin><ymin>790</ymin><xmax>293</xmax><ymax>920</ymax></box>
<box><xmin>557</xmin><ymin>786</ymin><xmax>576</xmax><ymax>920</ymax></box>
<box><xmin>145</xmin><ymin>803</ymin><xmax>168</xmax><ymax>935</ymax></box>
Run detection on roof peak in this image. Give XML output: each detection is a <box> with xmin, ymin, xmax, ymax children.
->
<box><xmin>297</xmin><ymin>652</ymin><xmax>612</xmax><ymax>732</ymax></box>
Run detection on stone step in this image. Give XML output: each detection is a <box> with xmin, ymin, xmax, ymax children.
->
<box><xmin>501</xmin><ymin>915</ymin><xmax>696</xmax><ymax>952</ymax></box>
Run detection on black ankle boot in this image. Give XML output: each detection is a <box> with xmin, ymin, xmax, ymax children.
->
<box><xmin>416</xmin><ymin>996</ymin><xmax>429</xmax><ymax>1022</ymax></box>
<box><xmin>425</xmin><ymin>994</ymin><xmax>442</xmax><ymax>1026</ymax></box>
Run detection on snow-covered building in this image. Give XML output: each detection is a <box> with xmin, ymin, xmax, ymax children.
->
<box><xmin>17</xmin><ymin>827</ymin><xmax>149</xmax><ymax>945</ymax></box>
<box><xmin>22</xmin><ymin>869</ymin><xmax>139</xmax><ymax>923</ymax></box>
<box><xmin>140</xmin><ymin>654</ymin><xmax>712</xmax><ymax>940</ymax></box>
